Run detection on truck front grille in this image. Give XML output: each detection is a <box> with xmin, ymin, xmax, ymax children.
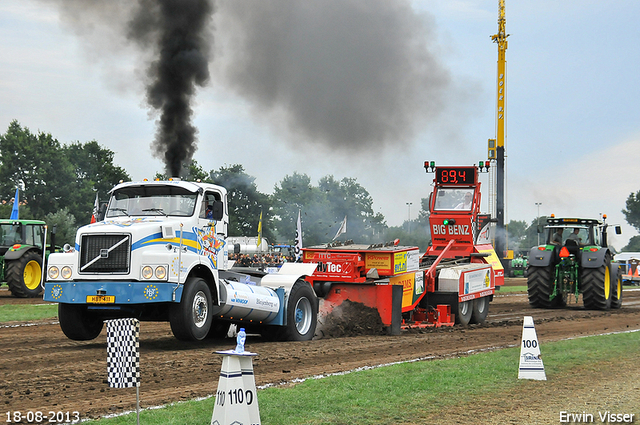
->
<box><xmin>80</xmin><ymin>234</ymin><xmax>131</xmax><ymax>274</ymax></box>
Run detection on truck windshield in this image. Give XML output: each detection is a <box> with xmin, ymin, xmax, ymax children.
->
<box><xmin>107</xmin><ymin>186</ymin><xmax>198</xmax><ymax>217</ymax></box>
<box><xmin>433</xmin><ymin>188</ymin><xmax>474</xmax><ymax>211</ymax></box>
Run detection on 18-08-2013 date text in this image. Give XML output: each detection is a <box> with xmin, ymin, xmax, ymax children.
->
<box><xmin>4</xmin><ymin>411</ymin><xmax>80</xmax><ymax>423</ymax></box>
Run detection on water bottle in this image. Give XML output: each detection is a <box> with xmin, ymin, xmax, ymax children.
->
<box><xmin>235</xmin><ymin>328</ymin><xmax>246</xmax><ymax>353</ymax></box>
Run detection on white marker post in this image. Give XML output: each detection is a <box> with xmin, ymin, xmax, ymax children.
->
<box><xmin>211</xmin><ymin>350</ymin><xmax>261</xmax><ymax>425</ymax></box>
<box><xmin>518</xmin><ymin>316</ymin><xmax>546</xmax><ymax>380</ymax></box>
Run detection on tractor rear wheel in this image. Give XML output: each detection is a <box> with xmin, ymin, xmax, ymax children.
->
<box><xmin>610</xmin><ymin>263</ymin><xmax>623</xmax><ymax>309</ymax></box>
<box><xmin>527</xmin><ymin>265</ymin><xmax>565</xmax><ymax>308</ymax></box>
<box><xmin>6</xmin><ymin>251</ymin><xmax>43</xmax><ymax>298</ymax></box>
<box><xmin>582</xmin><ymin>255</ymin><xmax>612</xmax><ymax>310</ymax></box>
<box><xmin>58</xmin><ymin>304</ymin><xmax>104</xmax><ymax>341</ymax></box>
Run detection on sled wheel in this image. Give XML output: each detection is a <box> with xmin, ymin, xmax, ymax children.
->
<box><xmin>170</xmin><ymin>277</ymin><xmax>213</xmax><ymax>341</ymax></box>
<box><xmin>6</xmin><ymin>251</ymin><xmax>43</xmax><ymax>298</ymax></box>
<box><xmin>58</xmin><ymin>304</ymin><xmax>104</xmax><ymax>341</ymax></box>
<box><xmin>456</xmin><ymin>300</ymin><xmax>473</xmax><ymax>326</ymax></box>
<box><xmin>470</xmin><ymin>297</ymin><xmax>490</xmax><ymax>324</ymax></box>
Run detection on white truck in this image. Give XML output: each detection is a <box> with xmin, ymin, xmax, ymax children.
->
<box><xmin>44</xmin><ymin>179</ymin><xmax>318</xmax><ymax>342</ymax></box>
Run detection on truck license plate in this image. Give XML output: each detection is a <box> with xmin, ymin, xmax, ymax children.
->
<box><xmin>86</xmin><ymin>295</ymin><xmax>115</xmax><ymax>304</ymax></box>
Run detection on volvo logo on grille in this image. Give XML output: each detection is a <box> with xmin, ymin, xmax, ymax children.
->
<box><xmin>100</xmin><ymin>249</ymin><xmax>109</xmax><ymax>258</ymax></box>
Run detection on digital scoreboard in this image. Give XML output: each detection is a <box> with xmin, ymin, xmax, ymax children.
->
<box><xmin>435</xmin><ymin>167</ymin><xmax>477</xmax><ymax>185</ymax></box>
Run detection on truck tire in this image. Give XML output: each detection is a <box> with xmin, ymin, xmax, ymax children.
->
<box><xmin>610</xmin><ymin>263</ymin><xmax>623</xmax><ymax>309</ymax></box>
<box><xmin>527</xmin><ymin>265</ymin><xmax>565</xmax><ymax>308</ymax></box>
<box><xmin>282</xmin><ymin>280</ymin><xmax>318</xmax><ymax>341</ymax></box>
<box><xmin>58</xmin><ymin>304</ymin><xmax>104</xmax><ymax>341</ymax></box>
<box><xmin>6</xmin><ymin>251</ymin><xmax>43</xmax><ymax>298</ymax></box>
<box><xmin>456</xmin><ymin>300</ymin><xmax>473</xmax><ymax>326</ymax></box>
<box><xmin>582</xmin><ymin>255</ymin><xmax>612</xmax><ymax>310</ymax></box>
<box><xmin>169</xmin><ymin>277</ymin><xmax>213</xmax><ymax>341</ymax></box>
<box><xmin>470</xmin><ymin>297</ymin><xmax>490</xmax><ymax>324</ymax></box>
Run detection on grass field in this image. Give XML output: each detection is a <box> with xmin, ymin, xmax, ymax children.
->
<box><xmin>86</xmin><ymin>330</ymin><xmax>640</xmax><ymax>424</ymax></box>
<box><xmin>0</xmin><ymin>303</ymin><xmax>57</xmax><ymax>322</ymax></box>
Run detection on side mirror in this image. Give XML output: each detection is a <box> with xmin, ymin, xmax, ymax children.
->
<box><xmin>98</xmin><ymin>203</ymin><xmax>108</xmax><ymax>221</ymax></box>
<box><xmin>615</xmin><ymin>225</ymin><xmax>622</xmax><ymax>235</ymax></box>
<box><xmin>212</xmin><ymin>200</ymin><xmax>224</xmax><ymax>221</ymax></box>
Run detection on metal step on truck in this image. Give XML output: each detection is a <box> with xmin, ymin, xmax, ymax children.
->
<box><xmin>44</xmin><ymin>179</ymin><xmax>318</xmax><ymax>342</ymax></box>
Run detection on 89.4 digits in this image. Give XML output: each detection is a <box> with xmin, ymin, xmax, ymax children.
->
<box><xmin>436</xmin><ymin>167</ymin><xmax>476</xmax><ymax>185</ymax></box>
<box><xmin>5</xmin><ymin>411</ymin><xmax>80</xmax><ymax>423</ymax></box>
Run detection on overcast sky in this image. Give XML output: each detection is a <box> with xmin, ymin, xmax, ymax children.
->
<box><xmin>1</xmin><ymin>0</ymin><xmax>639</xmax><ymax>249</ymax></box>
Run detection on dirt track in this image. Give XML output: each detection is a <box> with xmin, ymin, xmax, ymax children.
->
<box><xmin>2</xmin><ymin>279</ymin><xmax>640</xmax><ymax>422</ymax></box>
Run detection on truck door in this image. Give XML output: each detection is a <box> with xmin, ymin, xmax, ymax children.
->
<box><xmin>198</xmin><ymin>190</ymin><xmax>228</xmax><ymax>270</ymax></box>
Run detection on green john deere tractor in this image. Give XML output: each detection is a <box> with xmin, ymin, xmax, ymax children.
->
<box><xmin>0</xmin><ymin>219</ymin><xmax>48</xmax><ymax>297</ymax></box>
<box><xmin>527</xmin><ymin>217</ymin><xmax>622</xmax><ymax>310</ymax></box>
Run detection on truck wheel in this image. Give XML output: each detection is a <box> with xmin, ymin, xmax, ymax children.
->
<box><xmin>456</xmin><ymin>300</ymin><xmax>473</xmax><ymax>326</ymax></box>
<box><xmin>610</xmin><ymin>264</ymin><xmax>623</xmax><ymax>309</ymax></box>
<box><xmin>170</xmin><ymin>277</ymin><xmax>213</xmax><ymax>341</ymax></box>
<box><xmin>6</xmin><ymin>251</ymin><xmax>43</xmax><ymax>298</ymax></box>
<box><xmin>582</xmin><ymin>255</ymin><xmax>612</xmax><ymax>310</ymax></box>
<box><xmin>527</xmin><ymin>265</ymin><xmax>565</xmax><ymax>308</ymax></box>
<box><xmin>282</xmin><ymin>280</ymin><xmax>318</xmax><ymax>341</ymax></box>
<box><xmin>470</xmin><ymin>297</ymin><xmax>490</xmax><ymax>324</ymax></box>
<box><xmin>58</xmin><ymin>304</ymin><xmax>104</xmax><ymax>341</ymax></box>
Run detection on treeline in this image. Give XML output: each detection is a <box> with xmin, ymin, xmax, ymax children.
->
<box><xmin>0</xmin><ymin>121</ymin><xmax>130</xmax><ymax>244</ymax></box>
<box><xmin>3</xmin><ymin>121</ymin><xmax>639</xmax><ymax>252</ymax></box>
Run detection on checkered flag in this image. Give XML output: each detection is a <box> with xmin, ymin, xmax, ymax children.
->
<box><xmin>106</xmin><ymin>318</ymin><xmax>140</xmax><ymax>388</ymax></box>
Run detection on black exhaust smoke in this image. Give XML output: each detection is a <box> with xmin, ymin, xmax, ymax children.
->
<box><xmin>129</xmin><ymin>0</ymin><xmax>214</xmax><ymax>177</ymax></box>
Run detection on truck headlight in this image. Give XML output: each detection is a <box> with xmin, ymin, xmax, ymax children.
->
<box><xmin>61</xmin><ymin>266</ymin><xmax>72</xmax><ymax>279</ymax></box>
<box><xmin>141</xmin><ymin>266</ymin><xmax>154</xmax><ymax>279</ymax></box>
<box><xmin>155</xmin><ymin>266</ymin><xmax>167</xmax><ymax>280</ymax></box>
<box><xmin>48</xmin><ymin>266</ymin><xmax>59</xmax><ymax>279</ymax></box>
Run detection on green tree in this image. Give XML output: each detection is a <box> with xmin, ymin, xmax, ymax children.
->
<box><xmin>184</xmin><ymin>160</ymin><xmax>210</xmax><ymax>182</ymax></box>
<box><xmin>622</xmin><ymin>190</ymin><xmax>640</xmax><ymax>232</ymax></box>
<box><xmin>271</xmin><ymin>172</ymin><xmax>327</xmax><ymax>246</ymax></box>
<box><xmin>622</xmin><ymin>235</ymin><xmax>640</xmax><ymax>251</ymax></box>
<box><xmin>64</xmin><ymin>140</ymin><xmax>130</xmax><ymax>224</ymax></box>
<box><xmin>506</xmin><ymin>219</ymin><xmax>528</xmax><ymax>254</ymax></box>
<box><xmin>210</xmin><ymin>164</ymin><xmax>273</xmax><ymax>242</ymax></box>
<box><xmin>272</xmin><ymin>173</ymin><xmax>386</xmax><ymax>247</ymax></box>
<box><xmin>520</xmin><ymin>216</ymin><xmax>550</xmax><ymax>251</ymax></box>
<box><xmin>0</xmin><ymin>121</ymin><xmax>76</xmax><ymax>220</ymax></box>
<box><xmin>318</xmin><ymin>176</ymin><xmax>386</xmax><ymax>243</ymax></box>
<box><xmin>0</xmin><ymin>122</ymin><xmax>129</xmax><ymax>225</ymax></box>
<box><xmin>45</xmin><ymin>208</ymin><xmax>78</xmax><ymax>247</ymax></box>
